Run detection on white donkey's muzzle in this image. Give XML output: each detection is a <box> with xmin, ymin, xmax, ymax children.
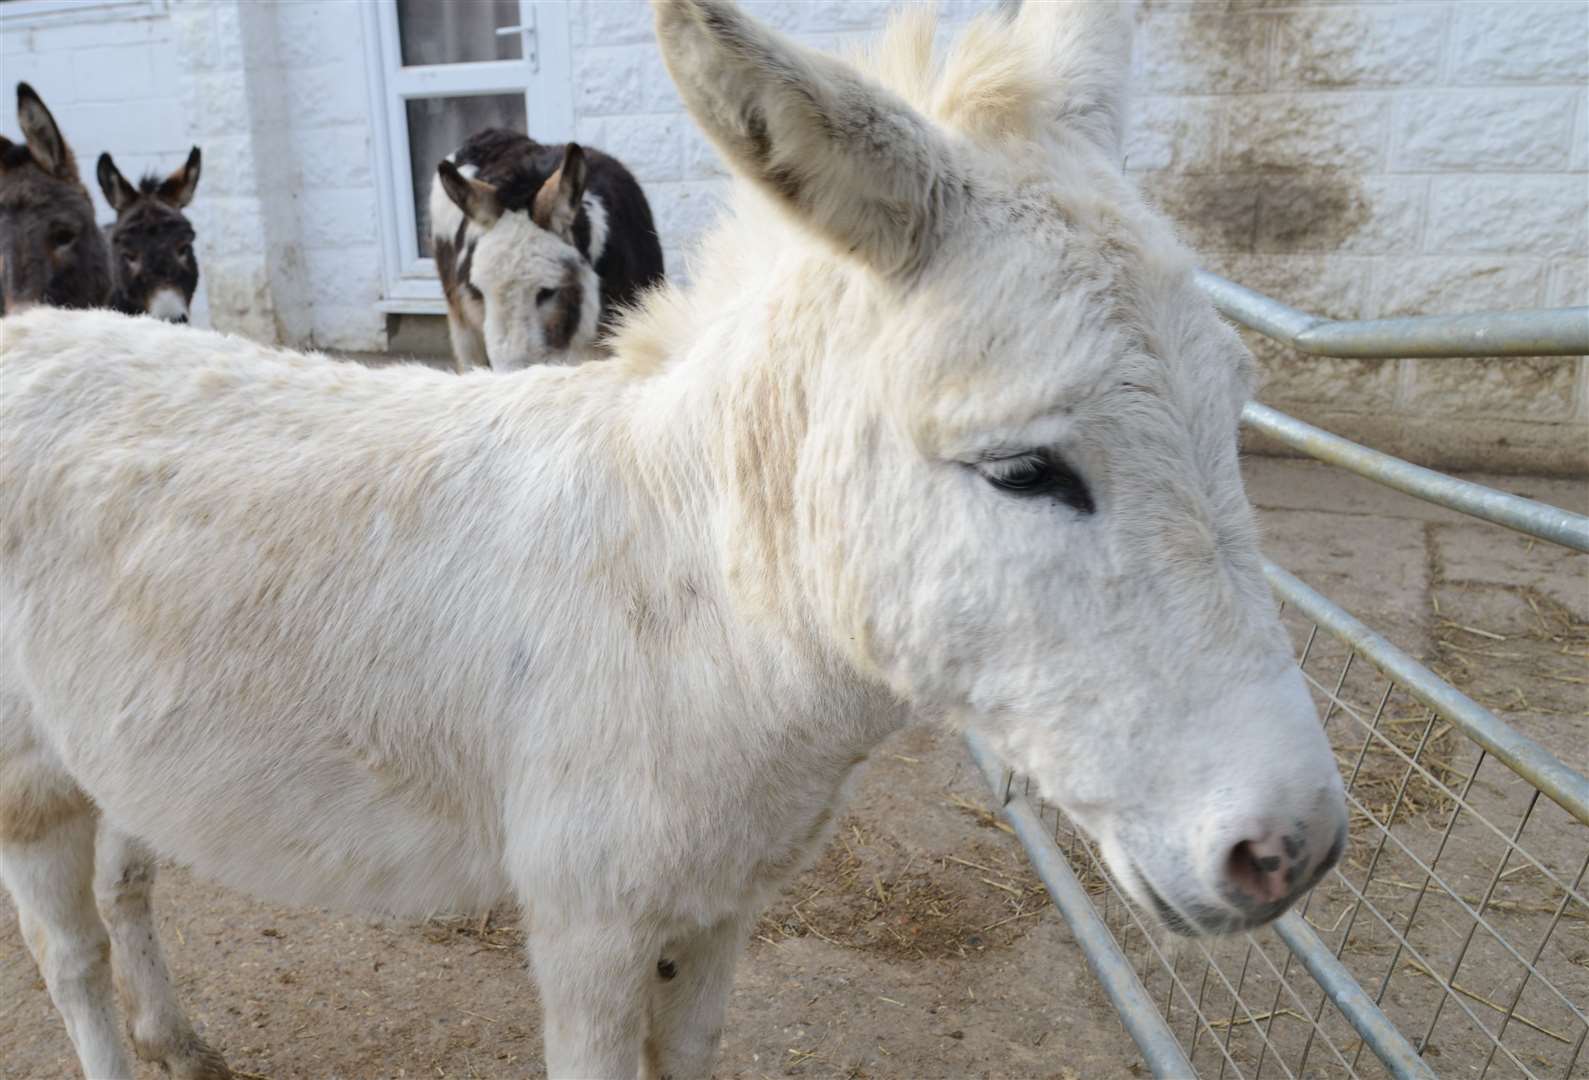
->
<box><xmin>1112</xmin><ymin>666</ymin><xmax>1348</xmax><ymax>936</ymax></box>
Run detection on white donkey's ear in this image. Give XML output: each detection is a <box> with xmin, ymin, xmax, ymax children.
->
<box><xmin>1012</xmin><ymin>0</ymin><xmax>1132</xmax><ymax>157</ymax></box>
<box><xmin>652</xmin><ymin>0</ymin><xmax>963</xmax><ymax>278</ymax></box>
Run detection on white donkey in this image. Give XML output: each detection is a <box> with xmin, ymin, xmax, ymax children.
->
<box><xmin>0</xmin><ymin>2</ymin><xmax>1347</xmax><ymax>1077</ymax></box>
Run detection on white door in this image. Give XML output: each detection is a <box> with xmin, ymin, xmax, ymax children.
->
<box><xmin>363</xmin><ymin>0</ymin><xmax>574</xmax><ymax>310</ymax></box>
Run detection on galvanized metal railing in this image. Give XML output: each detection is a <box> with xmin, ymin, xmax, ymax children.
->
<box><xmin>969</xmin><ymin>277</ymin><xmax>1589</xmax><ymax>1079</ymax></box>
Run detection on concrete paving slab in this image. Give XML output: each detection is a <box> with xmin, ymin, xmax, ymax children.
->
<box><xmin>1258</xmin><ymin>505</ymin><xmax>1433</xmax><ymax>654</ymax></box>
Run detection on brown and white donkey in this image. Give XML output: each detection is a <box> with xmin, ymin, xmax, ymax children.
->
<box><xmin>430</xmin><ymin>130</ymin><xmax>665</xmax><ymax>371</ymax></box>
<box><xmin>97</xmin><ymin>147</ymin><xmax>202</xmax><ymax>323</ymax></box>
<box><xmin>0</xmin><ymin>83</ymin><xmax>110</xmax><ymax>313</ymax></box>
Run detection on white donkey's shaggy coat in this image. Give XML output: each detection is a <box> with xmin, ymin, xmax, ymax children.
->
<box><xmin>0</xmin><ymin>3</ymin><xmax>1346</xmax><ymax>1077</ymax></box>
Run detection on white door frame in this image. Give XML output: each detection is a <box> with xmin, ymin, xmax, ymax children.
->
<box><xmin>361</xmin><ymin>0</ymin><xmax>573</xmax><ymax>312</ymax></box>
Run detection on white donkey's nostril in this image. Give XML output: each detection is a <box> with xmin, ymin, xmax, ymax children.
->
<box><xmin>1226</xmin><ymin>835</ymin><xmax>1293</xmax><ymax>906</ymax></box>
<box><xmin>1224</xmin><ymin>820</ymin><xmax>1347</xmax><ymax>913</ymax></box>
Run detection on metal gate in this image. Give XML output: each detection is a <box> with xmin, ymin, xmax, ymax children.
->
<box><xmin>968</xmin><ymin>275</ymin><xmax>1589</xmax><ymax>1079</ymax></box>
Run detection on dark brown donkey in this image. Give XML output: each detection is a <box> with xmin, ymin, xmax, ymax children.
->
<box><xmin>0</xmin><ymin>82</ymin><xmax>110</xmax><ymax>313</ymax></box>
<box><xmin>96</xmin><ymin>148</ymin><xmax>202</xmax><ymax>322</ymax></box>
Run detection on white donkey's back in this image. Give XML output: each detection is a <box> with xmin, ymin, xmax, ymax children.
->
<box><xmin>4</xmin><ymin>312</ymin><xmax>561</xmax><ymax>915</ymax></box>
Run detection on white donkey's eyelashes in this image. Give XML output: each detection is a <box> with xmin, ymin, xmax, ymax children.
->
<box><xmin>976</xmin><ymin>449</ymin><xmax>1094</xmax><ymax>513</ymax></box>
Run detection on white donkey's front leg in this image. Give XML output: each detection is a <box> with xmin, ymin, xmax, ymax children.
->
<box><xmin>529</xmin><ymin>913</ymin><xmax>658</xmax><ymax>1079</ymax></box>
<box><xmin>0</xmin><ymin>805</ymin><xmax>132</xmax><ymax>1079</ymax></box>
<box><xmin>645</xmin><ymin>915</ymin><xmax>747</xmax><ymax>1080</ymax></box>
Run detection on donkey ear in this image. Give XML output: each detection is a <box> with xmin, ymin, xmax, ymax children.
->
<box><xmin>1011</xmin><ymin>0</ymin><xmax>1132</xmax><ymax>157</ymax></box>
<box><xmin>97</xmin><ymin>153</ymin><xmax>138</xmax><ymax>212</ymax></box>
<box><xmin>438</xmin><ymin>159</ymin><xmax>502</xmax><ymax>227</ymax></box>
<box><xmin>652</xmin><ymin>0</ymin><xmax>962</xmax><ymax>279</ymax></box>
<box><xmin>16</xmin><ymin>82</ymin><xmax>73</xmax><ymax>178</ymax></box>
<box><xmin>531</xmin><ymin>143</ymin><xmax>587</xmax><ymax>239</ymax></box>
<box><xmin>155</xmin><ymin>146</ymin><xmax>202</xmax><ymax>208</ymax></box>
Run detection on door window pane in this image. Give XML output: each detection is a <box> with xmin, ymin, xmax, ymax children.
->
<box><xmin>397</xmin><ymin>0</ymin><xmax>521</xmax><ymax>66</ymax></box>
<box><xmin>406</xmin><ymin>93</ymin><xmax>527</xmax><ymax>256</ymax></box>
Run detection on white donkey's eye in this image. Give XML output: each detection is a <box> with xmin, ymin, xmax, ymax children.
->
<box><xmin>978</xmin><ymin>450</ymin><xmax>1095</xmax><ymax>515</ymax></box>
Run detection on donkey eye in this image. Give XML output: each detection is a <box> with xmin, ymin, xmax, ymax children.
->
<box><xmin>535</xmin><ymin>287</ymin><xmax>556</xmax><ymax>305</ymax></box>
<box><xmin>979</xmin><ymin>450</ymin><xmax>1095</xmax><ymax>514</ymax></box>
<box><xmin>48</xmin><ymin>225</ymin><xmax>77</xmax><ymax>248</ymax></box>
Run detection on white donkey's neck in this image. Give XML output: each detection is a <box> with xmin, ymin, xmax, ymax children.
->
<box><xmin>514</xmin><ymin>313</ymin><xmax>905</xmax><ymax>775</ymax></box>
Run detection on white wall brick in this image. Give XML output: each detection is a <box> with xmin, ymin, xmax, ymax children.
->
<box><xmin>646</xmin><ymin>179</ymin><xmax>731</xmax><ymax>247</ymax></box>
<box><xmin>1372</xmin><ymin>258</ymin><xmax>1550</xmax><ymax>318</ymax></box>
<box><xmin>272</xmin><ymin>1</ymin><xmax>362</xmax><ymax>69</ymax></box>
<box><xmin>305</xmin><ymin>245</ymin><xmax>384</xmax><ymax>307</ymax></box>
<box><xmin>637</xmin><ymin>45</ymin><xmax>684</xmax><ymax>115</ymax></box>
<box><xmin>284</xmin><ymin>62</ymin><xmax>373</xmax><ymax>131</ymax></box>
<box><xmin>1124</xmin><ymin>97</ymin><xmax>1221</xmax><ymax>174</ymax></box>
<box><xmin>1223</xmin><ymin>96</ymin><xmax>1388</xmax><ymax>171</ymax></box>
<box><xmin>1426</xmin><ymin>176</ymin><xmax>1588</xmax><ymax>256</ymax></box>
<box><xmin>576</xmin><ymin>113</ymin><xmax>684</xmax><ymax>182</ymax></box>
<box><xmin>299</xmin><ymin>188</ymin><xmax>381</xmax><ymax>251</ymax></box>
<box><xmin>1255</xmin><ymin>176</ymin><xmax>1423</xmax><ymax>255</ymax></box>
<box><xmin>1271</xmin><ymin>6</ymin><xmax>1444</xmax><ymax>88</ymax></box>
<box><xmin>1548</xmin><ymin>260</ymin><xmax>1588</xmax><ymax>308</ymax></box>
<box><xmin>191</xmin><ymin>134</ymin><xmax>259</xmax><ymax>199</ymax></box>
<box><xmin>1140</xmin><ymin>172</ymin><xmax>1260</xmax><ymax>254</ymax></box>
<box><xmin>295</xmin><ymin>125</ymin><xmax>374</xmax><ymax>190</ymax></box>
<box><xmin>21</xmin><ymin>14</ymin><xmax>167</xmax><ymax>53</ymax></box>
<box><xmin>71</xmin><ymin>43</ymin><xmax>158</xmax><ymax>102</ymax></box>
<box><xmin>1449</xmin><ymin>3</ymin><xmax>1589</xmax><ymax>84</ymax></box>
<box><xmin>1137</xmin><ymin>10</ymin><xmax>1270</xmax><ymax>94</ymax></box>
<box><xmin>172</xmin><ymin>2</ymin><xmax>223</xmax><ymax>73</ymax></box>
<box><xmin>1393</xmin><ymin>90</ymin><xmax>1576</xmax><ymax>171</ymax></box>
<box><xmin>186</xmin><ymin>70</ymin><xmax>253</xmax><ymax>138</ymax></box>
<box><xmin>311</xmin><ymin>304</ymin><xmax>386</xmax><ymax>351</ymax></box>
<box><xmin>75</xmin><ymin>98</ymin><xmax>187</xmax><ymax>157</ymax></box>
<box><xmin>198</xmin><ymin>196</ymin><xmax>270</xmax><ymax>259</ymax></box>
<box><xmin>202</xmin><ymin>254</ymin><xmax>277</xmax><ymax>341</ymax></box>
<box><xmin>0</xmin><ymin>52</ymin><xmax>54</xmax><ymax>98</ymax></box>
<box><xmin>574</xmin><ymin>44</ymin><xmax>650</xmax><ymax>117</ymax></box>
<box><xmin>582</xmin><ymin>1</ymin><xmax>653</xmax><ymax>46</ymax></box>
<box><xmin>1406</xmin><ymin>358</ymin><xmax>1580</xmax><ymax>422</ymax></box>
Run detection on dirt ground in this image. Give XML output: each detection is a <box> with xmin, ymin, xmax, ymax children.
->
<box><xmin>2</xmin><ymin>458</ymin><xmax>1584</xmax><ymax>1079</ymax></box>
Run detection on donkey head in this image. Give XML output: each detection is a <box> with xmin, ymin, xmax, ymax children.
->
<box><xmin>0</xmin><ymin>83</ymin><xmax>110</xmax><ymax>313</ymax></box>
<box><xmin>437</xmin><ymin>142</ymin><xmax>600</xmax><ymax>370</ymax></box>
<box><xmin>97</xmin><ymin>147</ymin><xmax>201</xmax><ymax>323</ymax></box>
<box><xmin>647</xmin><ymin>0</ymin><xmax>1347</xmax><ymax>935</ymax></box>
